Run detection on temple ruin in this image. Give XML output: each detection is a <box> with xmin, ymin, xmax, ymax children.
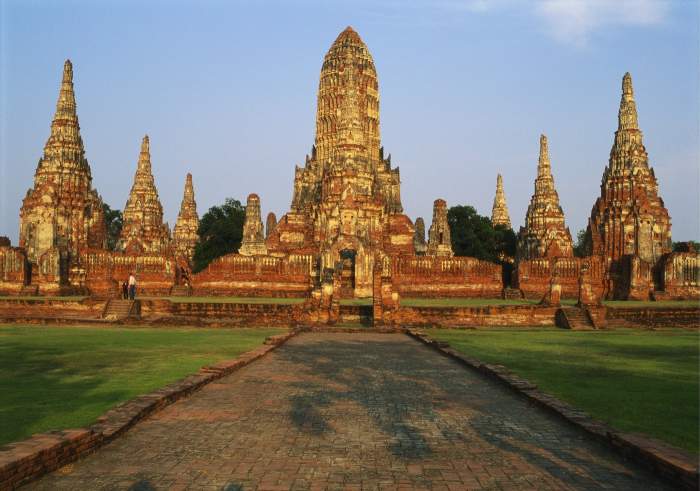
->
<box><xmin>0</xmin><ymin>33</ymin><xmax>697</xmax><ymax>305</ymax></box>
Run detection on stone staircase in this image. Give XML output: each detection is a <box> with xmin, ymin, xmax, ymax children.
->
<box><xmin>338</xmin><ymin>305</ymin><xmax>373</xmax><ymax>327</ymax></box>
<box><xmin>502</xmin><ymin>288</ymin><xmax>523</xmax><ymax>300</ymax></box>
<box><xmin>556</xmin><ymin>306</ymin><xmax>595</xmax><ymax>330</ymax></box>
<box><xmin>102</xmin><ymin>299</ymin><xmax>141</xmax><ymax>320</ymax></box>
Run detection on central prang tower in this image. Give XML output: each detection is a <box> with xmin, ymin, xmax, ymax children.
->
<box><xmin>265</xmin><ymin>26</ymin><xmax>415</xmax><ymax>296</ymax></box>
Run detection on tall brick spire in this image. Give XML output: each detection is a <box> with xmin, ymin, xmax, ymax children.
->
<box><xmin>491</xmin><ymin>174</ymin><xmax>511</xmax><ymax>229</ymax></box>
<box><xmin>314</xmin><ymin>26</ymin><xmax>380</xmax><ymax>163</ymax></box>
<box><xmin>19</xmin><ymin>59</ymin><xmax>106</xmax><ymax>266</ymax></box>
<box><xmin>587</xmin><ymin>72</ymin><xmax>671</xmax><ymax>265</ymax></box>
<box><xmin>118</xmin><ymin>135</ymin><xmax>170</xmax><ymax>254</ymax></box>
<box><xmin>618</xmin><ymin>72</ymin><xmax>639</xmax><ymax>131</ymax></box>
<box><xmin>173</xmin><ymin>173</ymin><xmax>199</xmax><ymax>262</ymax></box>
<box><xmin>517</xmin><ymin>134</ymin><xmax>573</xmax><ymax>259</ymax></box>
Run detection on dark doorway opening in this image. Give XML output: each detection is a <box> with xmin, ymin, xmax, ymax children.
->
<box><xmin>339</xmin><ymin>249</ymin><xmax>356</xmax><ymax>298</ymax></box>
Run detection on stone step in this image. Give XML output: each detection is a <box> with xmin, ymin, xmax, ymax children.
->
<box><xmin>557</xmin><ymin>307</ymin><xmax>595</xmax><ymax>330</ymax></box>
<box><xmin>103</xmin><ymin>299</ymin><xmax>141</xmax><ymax>320</ymax></box>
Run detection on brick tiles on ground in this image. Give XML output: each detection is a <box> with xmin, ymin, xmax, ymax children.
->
<box><xmin>27</xmin><ymin>333</ymin><xmax>673</xmax><ymax>490</ymax></box>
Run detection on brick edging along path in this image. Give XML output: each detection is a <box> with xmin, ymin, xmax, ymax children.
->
<box><xmin>0</xmin><ymin>330</ymin><xmax>299</xmax><ymax>491</ymax></box>
<box><xmin>406</xmin><ymin>328</ymin><xmax>699</xmax><ymax>491</ymax></box>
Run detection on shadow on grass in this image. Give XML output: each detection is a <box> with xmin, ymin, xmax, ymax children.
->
<box><xmin>0</xmin><ymin>343</ymin><xmax>129</xmax><ymax>446</ymax></box>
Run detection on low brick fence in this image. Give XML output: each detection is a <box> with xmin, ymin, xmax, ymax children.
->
<box><xmin>0</xmin><ymin>298</ymin><xmax>105</xmax><ymax>321</ymax></box>
<box><xmin>606</xmin><ymin>306</ymin><xmax>699</xmax><ymax>328</ymax></box>
<box><xmin>386</xmin><ymin>305</ymin><xmax>558</xmax><ymax>328</ymax></box>
<box><xmin>407</xmin><ymin>329</ymin><xmax>699</xmax><ymax>490</ymax></box>
<box><xmin>0</xmin><ymin>331</ymin><xmax>297</xmax><ymax>490</ymax></box>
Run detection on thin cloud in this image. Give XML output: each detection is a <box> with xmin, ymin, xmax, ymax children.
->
<box><xmin>399</xmin><ymin>0</ymin><xmax>671</xmax><ymax>47</ymax></box>
<box><xmin>534</xmin><ymin>0</ymin><xmax>670</xmax><ymax>47</ymax></box>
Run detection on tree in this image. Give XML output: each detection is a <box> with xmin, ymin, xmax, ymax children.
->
<box><xmin>673</xmin><ymin>241</ymin><xmax>700</xmax><ymax>253</ymax></box>
<box><xmin>193</xmin><ymin>198</ymin><xmax>245</xmax><ymax>273</ymax></box>
<box><xmin>573</xmin><ymin>229</ymin><xmax>587</xmax><ymax>257</ymax></box>
<box><xmin>102</xmin><ymin>203</ymin><xmax>123</xmax><ymax>251</ymax></box>
<box><xmin>447</xmin><ymin>205</ymin><xmax>516</xmax><ymax>262</ymax></box>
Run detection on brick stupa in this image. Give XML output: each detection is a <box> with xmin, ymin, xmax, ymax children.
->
<box><xmin>19</xmin><ymin>60</ymin><xmax>106</xmax><ymax>272</ymax></box>
<box><xmin>517</xmin><ymin>135</ymin><xmax>573</xmax><ymax>259</ymax></box>
<box><xmin>427</xmin><ymin>199</ymin><xmax>453</xmax><ymax>257</ymax></box>
<box><xmin>587</xmin><ymin>73</ymin><xmax>671</xmax><ymax>264</ymax></box>
<box><xmin>264</xmin><ymin>26</ymin><xmax>416</xmax><ymax>296</ymax></box>
<box><xmin>491</xmin><ymin>174</ymin><xmax>512</xmax><ymax>229</ymax></box>
<box><xmin>173</xmin><ymin>173</ymin><xmax>199</xmax><ymax>262</ymax></box>
<box><xmin>117</xmin><ymin>135</ymin><xmax>171</xmax><ymax>254</ymax></box>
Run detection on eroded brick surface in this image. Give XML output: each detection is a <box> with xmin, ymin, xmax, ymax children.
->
<box><xmin>28</xmin><ymin>333</ymin><xmax>672</xmax><ymax>490</ymax></box>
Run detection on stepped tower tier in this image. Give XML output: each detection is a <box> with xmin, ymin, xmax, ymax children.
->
<box><xmin>267</xmin><ymin>26</ymin><xmax>415</xmax><ymax>297</ymax></box>
<box><xmin>413</xmin><ymin>217</ymin><xmax>427</xmax><ymax>256</ymax></box>
<box><xmin>517</xmin><ymin>134</ymin><xmax>573</xmax><ymax>259</ymax></box>
<box><xmin>239</xmin><ymin>194</ymin><xmax>268</xmax><ymax>256</ymax></box>
<box><xmin>586</xmin><ymin>73</ymin><xmax>671</xmax><ymax>264</ymax></box>
<box><xmin>117</xmin><ymin>135</ymin><xmax>171</xmax><ymax>254</ymax></box>
<box><xmin>265</xmin><ymin>212</ymin><xmax>277</xmax><ymax>239</ymax></box>
<box><xmin>491</xmin><ymin>174</ymin><xmax>512</xmax><ymax>229</ymax></box>
<box><xmin>19</xmin><ymin>59</ymin><xmax>106</xmax><ymax>269</ymax></box>
<box><xmin>173</xmin><ymin>173</ymin><xmax>199</xmax><ymax>262</ymax></box>
<box><xmin>427</xmin><ymin>199</ymin><xmax>453</xmax><ymax>257</ymax></box>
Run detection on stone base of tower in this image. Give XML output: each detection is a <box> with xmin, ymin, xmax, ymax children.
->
<box><xmin>393</xmin><ymin>256</ymin><xmax>503</xmax><ymax>298</ymax></box>
<box><xmin>659</xmin><ymin>252</ymin><xmax>700</xmax><ymax>299</ymax></box>
<box><xmin>514</xmin><ymin>257</ymin><xmax>607</xmax><ymax>300</ymax></box>
<box><xmin>192</xmin><ymin>253</ymin><xmax>315</xmax><ymax>298</ymax></box>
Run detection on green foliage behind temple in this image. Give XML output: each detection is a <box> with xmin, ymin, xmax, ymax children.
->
<box><xmin>193</xmin><ymin>198</ymin><xmax>245</xmax><ymax>273</ymax></box>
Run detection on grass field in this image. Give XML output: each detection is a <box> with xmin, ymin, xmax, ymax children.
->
<box><xmin>139</xmin><ymin>296</ymin><xmax>305</xmax><ymax>305</ymax></box>
<box><xmin>0</xmin><ymin>325</ymin><xmax>285</xmax><ymax>446</ymax></box>
<box><xmin>0</xmin><ymin>296</ymin><xmax>88</xmax><ymax>302</ymax></box>
<box><xmin>426</xmin><ymin>328</ymin><xmax>699</xmax><ymax>454</ymax></box>
<box><xmin>402</xmin><ymin>298</ymin><xmax>542</xmax><ymax>307</ymax></box>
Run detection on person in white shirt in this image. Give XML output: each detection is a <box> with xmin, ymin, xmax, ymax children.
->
<box><xmin>128</xmin><ymin>273</ymin><xmax>136</xmax><ymax>300</ymax></box>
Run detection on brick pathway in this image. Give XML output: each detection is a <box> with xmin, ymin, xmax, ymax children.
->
<box><xmin>28</xmin><ymin>333</ymin><xmax>671</xmax><ymax>490</ymax></box>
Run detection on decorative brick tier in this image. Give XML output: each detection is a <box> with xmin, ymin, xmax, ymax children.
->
<box><xmin>605</xmin><ymin>306</ymin><xmax>699</xmax><ymax>329</ymax></box>
<box><xmin>385</xmin><ymin>305</ymin><xmax>558</xmax><ymax>328</ymax></box>
<box><xmin>392</xmin><ymin>256</ymin><xmax>502</xmax><ymax>298</ymax></box>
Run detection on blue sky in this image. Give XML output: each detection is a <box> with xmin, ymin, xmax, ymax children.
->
<box><xmin>1</xmin><ymin>0</ymin><xmax>698</xmax><ymax>243</ymax></box>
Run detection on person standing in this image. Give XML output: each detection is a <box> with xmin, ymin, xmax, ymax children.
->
<box><xmin>121</xmin><ymin>280</ymin><xmax>128</xmax><ymax>300</ymax></box>
<box><xmin>128</xmin><ymin>273</ymin><xmax>136</xmax><ymax>300</ymax></box>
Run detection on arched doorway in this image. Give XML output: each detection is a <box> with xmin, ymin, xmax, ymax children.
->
<box><xmin>339</xmin><ymin>249</ymin><xmax>356</xmax><ymax>298</ymax></box>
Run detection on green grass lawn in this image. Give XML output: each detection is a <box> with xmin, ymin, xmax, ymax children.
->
<box><xmin>139</xmin><ymin>296</ymin><xmax>305</xmax><ymax>305</ymax></box>
<box><xmin>0</xmin><ymin>296</ymin><xmax>88</xmax><ymax>302</ymax></box>
<box><xmin>402</xmin><ymin>298</ymin><xmax>538</xmax><ymax>307</ymax></box>
<box><xmin>426</xmin><ymin>328</ymin><xmax>699</xmax><ymax>454</ymax></box>
<box><xmin>0</xmin><ymin>325</ymin><xmax>285</xmax><ymax>446</ymax></box>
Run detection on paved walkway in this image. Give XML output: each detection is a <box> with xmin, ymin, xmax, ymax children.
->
<box><xmin>29</xmin><ymin>333</ymin><xmax>671</xmax><ymax>490</ymax></box>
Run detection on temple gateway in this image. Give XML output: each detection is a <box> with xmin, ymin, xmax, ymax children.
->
<box><xmin>0</xmin><ymin>27</ymin><xmax>697</xmax><ymax>311</ymax></box>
